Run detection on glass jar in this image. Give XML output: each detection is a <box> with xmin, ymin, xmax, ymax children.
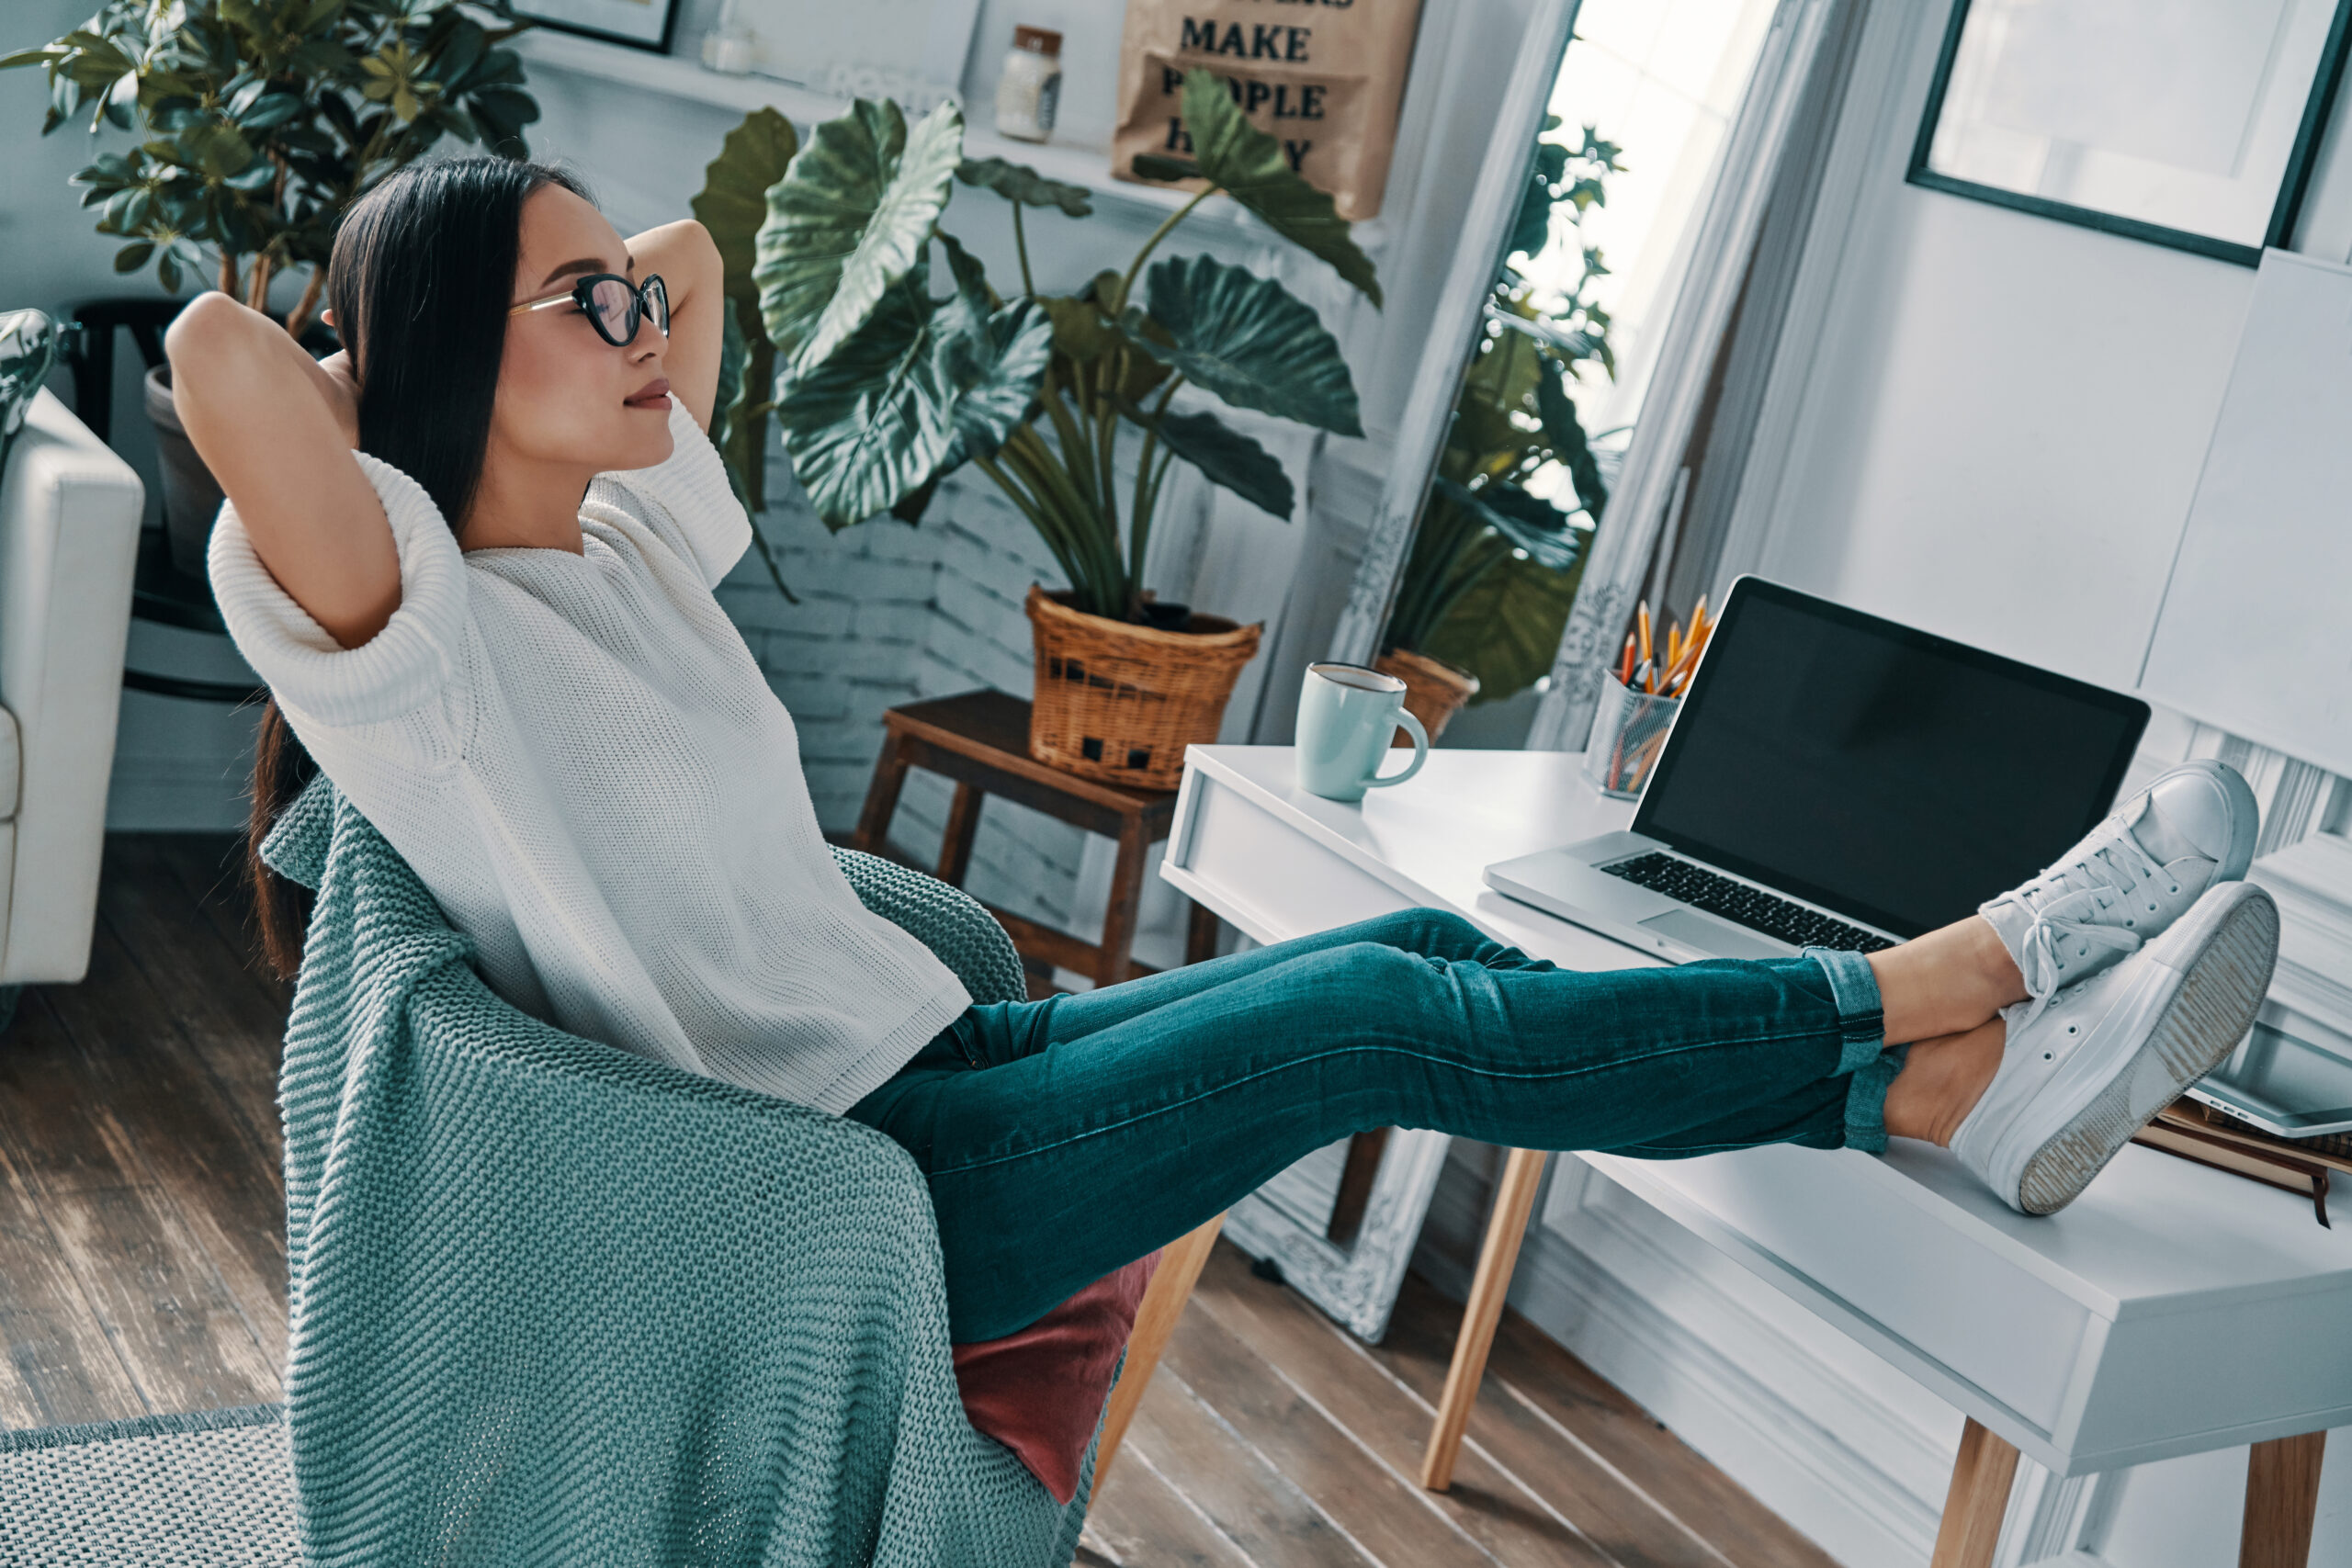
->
<box><xmin>995</xmin><ymin>26</ymin><xmax>1062</xmax><ymax>143</ymax></box>
<box><xmin>699</xmin><ymin>0</ymin><xmax>754</xmax><ymax>74</ymax></box>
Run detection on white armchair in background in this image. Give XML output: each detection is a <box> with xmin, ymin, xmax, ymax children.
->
<box><xmin>0</xmin><ymin>388</ymin><xmax>144</xmax><ymax>1018</ymax></box>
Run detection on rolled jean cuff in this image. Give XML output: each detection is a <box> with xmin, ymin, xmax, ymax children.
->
<box><xmin>1803</xmin><ymin>946</ymin><xmax>1885</xmax><ymax>1075</ymax></box>
<box><xmin>1804</xmin><ymin>945</ymin><xmax>1898</xmax><ymax>1155</ymax></box>
<box><xmin>1842</xmin><ymin>1044</ymin><xmax>1906</xmax><ymax>1154</ymax></box>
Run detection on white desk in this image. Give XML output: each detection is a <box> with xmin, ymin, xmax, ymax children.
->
<box><xmin>1161</xmin><ymin>744</ymin><xmax>2350</xmax><ymax>1568</ymax></box>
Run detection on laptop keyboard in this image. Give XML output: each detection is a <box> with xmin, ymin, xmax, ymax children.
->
<box><xmin>1601</xmin><ymin>852</ymin><xmax>1896</xmax><ymax>953</ymax></box>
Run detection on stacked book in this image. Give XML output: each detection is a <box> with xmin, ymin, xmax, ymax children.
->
<box><xmin>2132</xmin><ymin>1101</ymin><xmax>2350</xmax><ymax>1228</ymax></box>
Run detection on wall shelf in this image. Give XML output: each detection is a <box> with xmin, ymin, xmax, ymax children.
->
<box><xmin>509</xmin><ymin>28</ymin><xmax>1389</xmax><ymax>251</ymax></box>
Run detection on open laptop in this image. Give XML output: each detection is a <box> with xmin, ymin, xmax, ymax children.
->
<box><xmin>1486</xmin><ymin>577</ymin><xmax>2151</xmax><ymax>962</ymax></box>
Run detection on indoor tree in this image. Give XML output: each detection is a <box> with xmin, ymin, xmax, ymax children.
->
<box><xmin>4</xmin><ymin>0</ymin><xmax>540</xmax><ymax>340</ymax></box>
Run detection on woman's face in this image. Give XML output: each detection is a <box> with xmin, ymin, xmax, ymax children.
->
<box><xmin>493</xmin><ymin>185</ymin><xmax>676</xmax><ymax>477</ymax></box>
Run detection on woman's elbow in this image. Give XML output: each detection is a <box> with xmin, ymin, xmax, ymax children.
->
<box><xmin>165</xmin><ymin>293</ymin><xmax>273</xmax><ymax>392</ymax></box>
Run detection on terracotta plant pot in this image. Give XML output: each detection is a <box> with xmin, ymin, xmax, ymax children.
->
<box><xmin>1025</xmin><ymin>586</ymin><xmax>1263</xmax><ymax>791</ymax></box>
<box><xmin>1374</xmin><ymin>648</ymin><xmax>1480</xmax><ymax>745</ymax></box>
<box><xmin>144</xmin><ymin>363</ymin><xmax>227</xmax><ymax>581</ymax></box>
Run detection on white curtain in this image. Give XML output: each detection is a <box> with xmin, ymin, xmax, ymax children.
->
<box><xmin>1526</xmin><ymin>0</ymin><xmax>1852</xmax><ymax>751</ymax></box>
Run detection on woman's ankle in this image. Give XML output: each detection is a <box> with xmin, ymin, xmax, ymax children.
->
<box><xmin>1883</xmin><ymin>1020</ymin><xmax>2006</xmax><ymax>1146</ymax></box>
<box><xmin>1870</xmin><ymin>916</ymin><xmax>2027</xmax><ymax>1045</ymax></box>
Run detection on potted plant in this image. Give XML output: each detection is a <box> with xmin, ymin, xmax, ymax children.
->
<box><xmin>700</xmin><ymin>70</ymin><xmax>1378</xmax><ymax>789</ymax></box>
<box><xmin>1376</xmin><ymin>119</ymin><xmax>1623</xmax><ymax>742</ymax></box>
<box><xmin>5</xmin><ymin>0</ymin><xmax>539</xmax><ymax>576</ymax></box>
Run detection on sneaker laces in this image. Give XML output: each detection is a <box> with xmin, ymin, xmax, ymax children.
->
<box><xmin>2012</xmin><ymin>893</ymin><xmax>2142</xmax><ymax>1029</ymax></box>
<box><xmin>2004</xmin><ymin>830</ymin><xmax>2173</xmax><ymax>1028</ymax></box>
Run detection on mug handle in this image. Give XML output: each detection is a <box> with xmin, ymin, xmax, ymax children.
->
<box><xmin>1363</xmin><ymin>711</ymin><xmax>1430</xmax><ymax>789</ymax></box>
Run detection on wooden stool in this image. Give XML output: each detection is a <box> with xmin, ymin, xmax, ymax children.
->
<box><xmin>854</xmin><ymin>689</ymin><xmax>1220</xmax><ymax>987</ymax></box>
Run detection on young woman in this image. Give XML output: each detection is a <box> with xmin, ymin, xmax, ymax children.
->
<box><xmin>178</xmin><ymin>158</ymin><xmax>2278</xmax><ymax>1346</ymax></box>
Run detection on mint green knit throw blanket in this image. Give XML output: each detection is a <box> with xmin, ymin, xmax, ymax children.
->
<box><xmin>261</xmin><ymin>777</ymin><xmax>1089</xmax><ymax>1566</ymax></box>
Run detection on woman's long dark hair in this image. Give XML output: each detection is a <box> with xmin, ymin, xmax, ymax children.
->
<box><xmin>249</xmin><ymin>156</ymin><xmax>587</xmax><ymax>979</ymax></box>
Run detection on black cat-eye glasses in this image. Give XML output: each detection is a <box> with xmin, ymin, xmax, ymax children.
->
<box><xmin>507</xmin><ymin>272</ymin><xmax>669</xmax><ymax>347</ymax></box>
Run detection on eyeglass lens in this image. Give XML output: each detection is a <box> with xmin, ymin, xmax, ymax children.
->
<box><xmin>583</xmin><ymin>276</ymin><xmax>669</xmax><ymax>345</ymax></box>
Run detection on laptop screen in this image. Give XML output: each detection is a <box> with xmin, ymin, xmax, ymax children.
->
<box><xmin>1631</xmin><ymin>580</ymin><xmax>2150</xmax><ymax>940</ymax></box>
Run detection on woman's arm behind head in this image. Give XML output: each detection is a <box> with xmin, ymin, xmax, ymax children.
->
<box><xmin>624</xmin><ymin>218</ymin><xmax>725</xmax><ymax>434</ymax></box>
<box><xmin>167</xmin><ymin>292</ymin><xmax>400</xmax><ymax>650</ymax></box>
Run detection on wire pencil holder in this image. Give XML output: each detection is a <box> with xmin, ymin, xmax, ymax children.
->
<box><xmin>1583</xmin><ymin>675</ymin><xmax>1682</xmax><ymax>800</ymax></box>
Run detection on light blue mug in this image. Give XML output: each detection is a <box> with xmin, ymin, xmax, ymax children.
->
<box><xmin>1295</xmin><ymin>662</ymin><xmax>1430</xmax><ymax>802</ymax></box>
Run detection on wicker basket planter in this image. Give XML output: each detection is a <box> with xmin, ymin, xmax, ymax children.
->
<box><xmin>1374</xmin><ymin>648</ymin><xmax>1480</xmax><ymax>745</ymax></box>
<box><xmin>1026</xmin><ymin>586</ymin><xmax>1263</xmax><ymax>790</ymax></box>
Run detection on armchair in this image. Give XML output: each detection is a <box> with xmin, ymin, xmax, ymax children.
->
<box><xmin>0</xmin><ymin>387</ymin><xmax>144</xmax><ymax>1014</ymax></box>
<box><xmin>0</xmin><ymin>775</ymin><xmax>1216</xmax><ymax>1563</ymax></box>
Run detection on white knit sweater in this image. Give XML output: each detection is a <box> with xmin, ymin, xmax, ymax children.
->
<box><xmin>209</xmin><ymin>400</ymin><xmax>970</xmax><ymax>1112</ymax></box>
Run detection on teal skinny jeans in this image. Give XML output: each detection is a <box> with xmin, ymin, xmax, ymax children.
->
<box><xmin>845</xmin><ymin>908</ymin><xmax>1893</xmax><ymax>1342</ymax></box>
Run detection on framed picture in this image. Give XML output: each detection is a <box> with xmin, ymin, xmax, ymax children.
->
<box><xmin>1908</xmin><ymin>0</ymin><xmax>2352</xmax><ymax>265</ymax></box>
<box><xmin>515</xmin><ymin>0</ymin><xmax>681</xmax><ymax>52</ymax></box>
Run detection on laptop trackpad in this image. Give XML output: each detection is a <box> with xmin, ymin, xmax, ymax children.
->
<box><xmin>1639</xmin><ymin>908</ymin><xmax>1791</xmax><ymax>960</ymax></box>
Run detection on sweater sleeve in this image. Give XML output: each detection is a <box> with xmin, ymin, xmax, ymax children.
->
<box><xmin>593</xmin><ymin>396</ymin><xmax>752</xmax><ymax>591</ymax></box>
<box><xmin>208</xmin><ymin>449</ymin><xmax>470</xmax><ymax>729</ymax></box>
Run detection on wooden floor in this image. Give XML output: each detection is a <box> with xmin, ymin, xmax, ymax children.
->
<box><xmin>3</xmin><ymin>833</ymin><xmax>1838</xmax><ymax>1568</ymax></box>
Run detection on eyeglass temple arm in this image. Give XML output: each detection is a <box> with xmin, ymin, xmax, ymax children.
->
<box><xmin>507</xmin><ymin>294</ymin><xmax>579</xmax><ymax>319</ymax></box>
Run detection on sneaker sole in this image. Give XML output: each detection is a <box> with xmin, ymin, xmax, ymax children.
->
<box><xmin>2014</xmin><ymin>884</ymin><xmax>2278</xmax><ymax>1216</ymax></box>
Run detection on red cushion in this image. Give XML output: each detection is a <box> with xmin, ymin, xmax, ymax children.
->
<box><xmin>951</xmin><ymin>1251</ymin><xmax>1161</xmax><ymax>1504</ymax></box>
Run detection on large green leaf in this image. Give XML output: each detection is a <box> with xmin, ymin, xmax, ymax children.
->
<box><xmin>933</xmin><ymin>233</ymin><xmax>1043</xmax><ymax>456</ymax></box>
<box><xmin>1119</xmin><ymin>254</ymin><xmax>1361</xmax><ymax>436</ymax></box>
<box><xmin>956</xmin><ymin>156</ymin><xmax>1091</xmax><ymax>216</ymax></box>
<box><xmin>693</xmin><ymin>107</ymin><xmax>797</xmax><ymax>329</ymax></box>
<box><xmin>710</xmin><ymin>302</ymin><xmax>799</xmax><ymax>600</ymax></box>
<box><xmin>1430</xmin><ymin>478</ymin><xmax>1582</xmax><ymax>570</ymax></box>
<box><xmin>1149</xmin><ymin>408</ymin><xmax>1294</xmax><ymax>520</ymax></box>
<box><xmin>1180</xmin><ymin>69</ymin><xmax>1380</xmax><ymax>307</ymax></box>
<box><xmin>774</xmin><ymin>247</ymin><xmax>1052</xmax><ymax>528</ymax></box>
<box><xmin>711</xmin><ymin>301</ymin><xmax>755</xmax><ymax>508</ymax></box>
<box><xmin>754</xmin><ymin>97</ymin><xmax>961</xmax><ymax>373</ymax></box>
<box><xmin>1422</xmin><ymin>547</ymin><xmax>1588</xmax><ymax>705</ymax></box>
<box><xmin>1041</xmin><ymin>293</ymin><xmax>1116</xmax><ymax>363</ymax></box>
<box><xmin>1044</xmin><ymin>273</ymin><xmax>1170</xmax><ymax>401</ymax></box>
<box><xmin>693</xmin><ymin>107</ymin><xmax>797</xmax><ymax>511</ymax></box>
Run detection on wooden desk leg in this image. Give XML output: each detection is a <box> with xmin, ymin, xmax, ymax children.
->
<box><xmin>1094</xmin><ymin>1213</ymin><xmax>1226</xmax><ymax>1492</ymax></box>
<box><xmin>2241</xmin><ymin>1430</ymin><xmax>2326</xmax><ymax>1568</ymax></box>
<box><xmin>1096</xmin><ymin>819</ymin><xmax>1150</xmax><ymax>989</ymax></box>
<box><xmin>935</xmin><ymin>783</ymin><xmax>983</xmax><ymax>886</ymax></box>
<box><xmin>1184</xmin><ymin>899</ymin><xmax>1220</xmax><ymax>966</ymax></box>
<box><xmin>1929</xmin><ymin>1419</ymin><xmax>2020</xmax><ymax>1568</ymax></box>
<box><xmin>1420</xmin><ymin>1145</ymin><xmax>1547</xmax><ymax>1491</ymax></box>
<box><xmin>853</xmin><ymin>739</ymin><xmax>910</xmax><ymax>855</ymax></box>
<box><xmin>1327</xmin><ymin>1129</ymin><xmax>1390</xmax><ymax>1245</ymax></box>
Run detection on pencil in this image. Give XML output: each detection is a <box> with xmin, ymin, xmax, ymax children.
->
<box><xmin>1617</xmin><ymin>633</ymin><xmax>1637</xmax><ymax>686</ymax></box>
<box><xmin>1661</xmin><ymin>636</ymin><xmax>1702</xmax><ymax>692</ymax></box>
<box><xmin>1636</xmin><ymin>601</ymin><xmax>1653</xmax><ymax>667</ymax></box>
<box><xmin>1629</xmin><ymin>728</ymin><xmax>1669</xmax><ymax>785</ymax></box>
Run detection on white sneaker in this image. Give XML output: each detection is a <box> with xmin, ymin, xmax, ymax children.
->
<box><xmin>1951</xmin><ymin>880</ymin><xmax>2278</xmax><ymax>1215</ymax></box>
<box><xmin>1979</xmin><ymin>760</ymin><xmax>2258</xmax><ymax>1028</ymax></box>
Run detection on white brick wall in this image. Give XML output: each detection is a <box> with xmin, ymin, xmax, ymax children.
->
<box><xmin>718</xmin><ymin>446</ymin><xmax>1090</xmax><ymax>935</ymax></box>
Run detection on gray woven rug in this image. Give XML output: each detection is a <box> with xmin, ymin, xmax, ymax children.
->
<box><xmin>0</xmin><ymin>1404</ymin><xmax>295</xmax><ymax>1566</ymax></box>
